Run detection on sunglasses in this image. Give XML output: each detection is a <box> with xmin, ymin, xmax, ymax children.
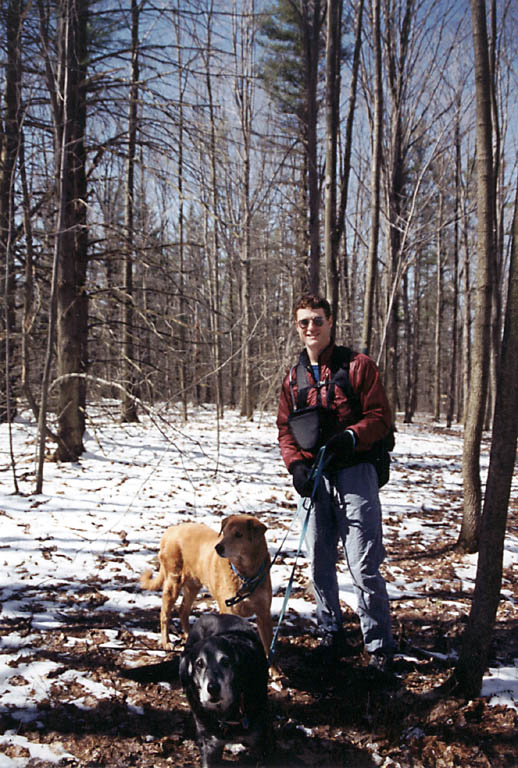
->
<box><xmin>297</xmin><ymin>316</ymin><xmax>325</xmax><ymax>329</ymax></box>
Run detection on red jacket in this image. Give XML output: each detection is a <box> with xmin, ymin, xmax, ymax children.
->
<box><xmin>277</xmin><ymin>344</ymin><xmax>392</xmax><ymax>471</ymax></box>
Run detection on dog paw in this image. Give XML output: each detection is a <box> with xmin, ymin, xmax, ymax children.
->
<box><xmin>269</xmin><ymin>665</ymin><xmax>286</xmax><ymax>689</ymax></box>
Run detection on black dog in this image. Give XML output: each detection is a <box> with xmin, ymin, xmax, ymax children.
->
<box><xmin>179</xmin><ymin>614</ymin><xmax>272</xmax><ymax>767</ymax></box>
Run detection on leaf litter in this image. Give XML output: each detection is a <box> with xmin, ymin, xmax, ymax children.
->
<box><xmin>0</xmin><ymin>405</ymin><xmax>517</xmax><ymax>767</ymax></box>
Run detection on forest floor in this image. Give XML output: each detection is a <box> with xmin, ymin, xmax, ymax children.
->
<box><xmin>1</xmin><ymin>411</ymin><xmax>517</xmax><ymax>767</ymax></box>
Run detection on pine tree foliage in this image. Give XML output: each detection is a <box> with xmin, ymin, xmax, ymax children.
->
<box><xmin>259</xmin><ymin>0</ymin><xmax>318</xmax><ymax>119</ymax></box>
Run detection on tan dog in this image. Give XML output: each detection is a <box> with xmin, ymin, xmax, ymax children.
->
<box><xmin>140</xmin><ymin>514</ymin><xmax>273</xmax><ymax>660</ymax></box>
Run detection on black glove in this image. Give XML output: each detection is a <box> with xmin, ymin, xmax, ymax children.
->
<box><xmin>290</xmin><ymin>461</ymin><xmax>313</xmax><ymax>497</ymax></box>
<box><xmin>326</xmin><ymin>430</ymin><xmax>356</xmax><ymax>462</ymax></box>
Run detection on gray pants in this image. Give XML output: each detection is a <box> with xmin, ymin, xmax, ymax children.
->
<box><xmin>305</xmin><ymin>461</ymin><xmax>393</xmax><ymax>654</ymax></box>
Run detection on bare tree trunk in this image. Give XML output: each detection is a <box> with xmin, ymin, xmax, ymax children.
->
<box><xmin>459</xmin><ymin>0</ymin><xmax>495</xmax><ymax>552</ymax></box>
<box><xmin>19</xmin><ymin>134</ymin><xmax>63</xmax><ymax>454</ymax></box>
<box><xmin>324</xmin><ymin>0</ymin><xmax>341</xmax><ymax>319</ymax></box>
<box><xmin>19</xmin><ymin>133</ymin><xmax>35</xmax><ymax>408</ymax></box>
<box><xmin>402</xmin><ymin>260</ymin><xmax>420</xmax><ymax>423</ymax></box>
<box><xmin>382</xmin><ymin>0</ymin><xmax>413</xmax><ymax>415</ymax></box>
<box><xmin>297</xmin><ymin>157</ymin><xmax>311</xmax><ymax>291</ymax></box>
<box><xmin>174</xmin><ymin>8</ymin><xmax>188</xmax><ymax>422</ymax></box>
<box><xmin>401</xmin><ymin>272</ymin><xmax>412</xmax><ymax>421</ymax></box>
<box><xmin>304</xmin><ymin>0</ymin><xmax>323</xmax><ymax>293</ymax></box>
<box><xmin>485</xmin><ymin>0</ymin><xmax>501</xmax><ymax>434</ymax></box>
<box><xmin>52</xmin><ymin>0</ymin><xmax>89</xmax><ymax>461</ymax></box>
<box><xmin>433</xmin><ymin>191</ymin><xmax>443</xmax><ymax>421</ymax></box>
<box><xmin>36</xmin><ymin>207</ymin><xmax>61</xmax><ymax>492</ymax></box>
<box><xmin>454</xmin><ymin>179</ymin><xmax>518</xmax><ymax>699</ymax></box>
<box><xmin>336</xmin><ymin>0</ymin><xmax>363</xmax><ymax>335</ymax></box>
<box><xmin>204</xmin><ymin>4</ymin><xmax>224</xmax><ymax>418</ymax></box>
<box><xmin>461</xmin><ymin>185</ymin><xmax>472</xmax><ymax>423</ymax></box>
<box><xmin>0</xmin><ymin>0</ymin><xmax>23</xmax><ymax>422</ymax></box>
<box><xmin>233</xmin><ymin>0</ymin><xmax>255</xmax><ymax>419</ymax></box>
<box><xmin>37</xmin><ymin>0</ymin><xmax>78</xmax><ymax>485</ymax></box>
<box><xmin>121</xmin><ymin>0</ymin><xmax>140</xmax><ymax>423</ymax></box>
<box><xmin>361</xmin><ymin>0</ymin><xmax>382</xmax><ymax>355</ymax></box>
<box><xmin>191</xmin><ymin>219</ymin><xmax>202</xmax><ymax>408</ymax></box>
<box><xmin>446</xmin><ymin>95</ymin><xmax>461</xmax><ymax>428</ymax></box>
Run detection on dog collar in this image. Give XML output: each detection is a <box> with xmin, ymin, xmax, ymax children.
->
<box><xmin>225</xmin><ymin>557</ymin><xmax>269</xmax><ymax>607</ymax></box>
<box><xmin>217</xmin><ymin>713</ymin><xmax>250</xmax><ymax>733</ymax></box>
<box><xmin>216</xmin><ymin>694</ymin><xmax>249</xmax><ymax>733</ymax></box>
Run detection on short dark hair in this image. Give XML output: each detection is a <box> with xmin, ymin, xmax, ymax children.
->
<box><xmin>294</xmin><ymin>294</ymin><xmax>331</xmax><ymax>319</ymax></box>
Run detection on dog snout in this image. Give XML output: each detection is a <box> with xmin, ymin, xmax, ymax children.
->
<box><xmin>207</xmin><ymin>680</ymin><xmax>220</xmax><ymax>699</ymax></box>
<box><xmin>215</xmin><ymin>541</ymin><xmax>225</xmax><ymax>556</ymax></box>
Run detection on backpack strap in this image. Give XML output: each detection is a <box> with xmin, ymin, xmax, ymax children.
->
<box><xmin>327</xmin><ymin>346</ymin><xmax>350</xmax><ymax>403</ymax></box>
<box><xmin>289</xmin><ymin>351</ymin><xmax>319</xmax><ymax>410</ymax></box>
<box><xmin>288</xmin><ymin>365</ymin><xmax>298</xmax><ymax>410</ymax></box>
<box><xmin>289</xmin><ymin>346</ymin><xmax>362</xmax><ymax>416</ymax></box>
<box><xmin>327</xmin><ymin>346</ymin><xmax>363</xmax><ymax>419</ymax></box>
<box><xmin>296</xmin><ymin>361</ymin><xmax>311</xmax><ymax>403</ymax></box>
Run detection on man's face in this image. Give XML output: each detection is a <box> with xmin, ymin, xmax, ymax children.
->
<box><xmin>295</xmin><ymin>307</ymin><xmax>333</xmax><ymax>360</ymax></box>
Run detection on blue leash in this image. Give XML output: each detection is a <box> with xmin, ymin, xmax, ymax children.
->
<box><xmin>268</xmin><ymin>446</ymin><xmax>328</xmax><ymax>666</ymax></box>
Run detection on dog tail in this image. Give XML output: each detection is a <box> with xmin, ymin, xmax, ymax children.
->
<box><xmin>140</xmin><ymin>566</ymin><xmax>164</xmax><ymax>591</ymax></box>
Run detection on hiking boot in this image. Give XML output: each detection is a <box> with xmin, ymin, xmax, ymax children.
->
<box><xmin>366</xmin><ymin>650</ymin><xmax>399</xmax><ymax>686</ymax></box>
<box><xmin>368</xmin><ymin>650</ymin><xmax>394</xmax><ymax>673</ymax></box>
<box><xmin>310</xmin><ymin>629</ymin><xmax>348</xmax><ymax>665</ymax></box>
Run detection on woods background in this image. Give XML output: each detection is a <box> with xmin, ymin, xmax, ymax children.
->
<box><xmin>1</xmin><ymin>0</ymin><xmax>518</xmax><ymax>702</ymax></box>
<box><xmin>0</xmin><ymin>0</ymin><xmax>517</xmax><ymax>452</ymax></box>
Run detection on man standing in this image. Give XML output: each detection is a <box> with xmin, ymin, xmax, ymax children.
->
<box><xmin>277</xmin><ymin>294</ymin><xmax>395</xmax><ymax>670</ymax></box>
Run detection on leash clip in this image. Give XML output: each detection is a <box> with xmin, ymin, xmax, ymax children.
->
<box><xmin>225</xmin><ymin>558</ymin><xmax>269</xmax><ymax>607</ymax></box>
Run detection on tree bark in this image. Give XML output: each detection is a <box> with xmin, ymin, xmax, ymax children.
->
<box><xmin>173</xmin><ymin>8</ymin><xmax>188</xmax><ymax>422</ymax></box>
<box><xmin>446</xmin><ymin>95</ymin><xmax>461</xmax><ymax>428</ymax></box>
<box><xmin>433</xmin><ymin>190</ymin><xmax>443</xmax><ymax>421</ymax></box>
<box><xmin>484</xmin><ymin>0</ymin><xmax>501</xmax><ymax>434</ymax></box>
<box><xmin>461</xmin><ymin>183</ymin><xmax>472</xmax><ymax>423</ymax></box>
<box><xmin>52</xmin><ymin>0</ymin><xmax>89</xmax><ymax>461</ymax></box>
<box><xmin>234</xmin><ymin>0</ymin><xmax>255</xmax><ymax>419</ymax></box>
<box><xmin>324</xmin><ymin>0</ymin><xmax>341</xmax><ymax>320</ymax></box>
<box><xmin>458</xmin><ymin>0</ymin><xmax>495</xmax><ymax>552</ymax></box>
<box><xmin>454</xmin><ymin>178</ymin><xmax>518</xmax><ymax>699</ymax></box>
<box><xmin>0</xmin><ymin>0</ymin><xmax>23</xmax><ymax>422</ymax></box>
<box><xmin>361</xmin><ymin>0</ymin><xmax>382</xmax><ymax>355</ymax></box>
<box><xmin>304</xmin><ymin>0</ymin><xmax>323</xmax><ymax>293</ymax></box>
<box><xmin>204</xmin><ymin>5</ymin><xmax>224</xmax><ymax>419</ymax></box>
<box><xmin>336</xmin><ymin>0</ymin><xmax>363</xmax><ymax>334</ymax></box>
<box><xmin>402</xmin><ymin>262</ymin><xmax>420</xmax><ymax>423</ymax></box>
<box><xmin>382</xmin><ymin>0</ymin><xmax>413</xmax><ymax>415</ymax></box>
<box><xmin>121</xmin><ymin>0</ymin><xmax>140</xmax><ymax>423</ymax></box>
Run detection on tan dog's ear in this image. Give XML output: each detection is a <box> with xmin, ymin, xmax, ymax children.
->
<box><xmin>219</xmin><ymin>516</ymin><xmax>234</xmax><ymax>535</ymax></box>
<box><xmin>247</xmin><ymin>518</ymin><xmax>267</xmax><ymax>538</ymax></box>
<box><xmin>219</xmin><ymin>518</ymin><xmax>228</xmax><ymax>535</ymax></box>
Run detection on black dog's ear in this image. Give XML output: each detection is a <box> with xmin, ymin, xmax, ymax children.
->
<box><xmin>121</xmin><ymin>658</ymin><xmax>179</xmax><ymax>684</ymax></box>
<box><xmin>179</xmin><ymin>653</ymin><xmax>193</xmax><ymax>687</ymax></box>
